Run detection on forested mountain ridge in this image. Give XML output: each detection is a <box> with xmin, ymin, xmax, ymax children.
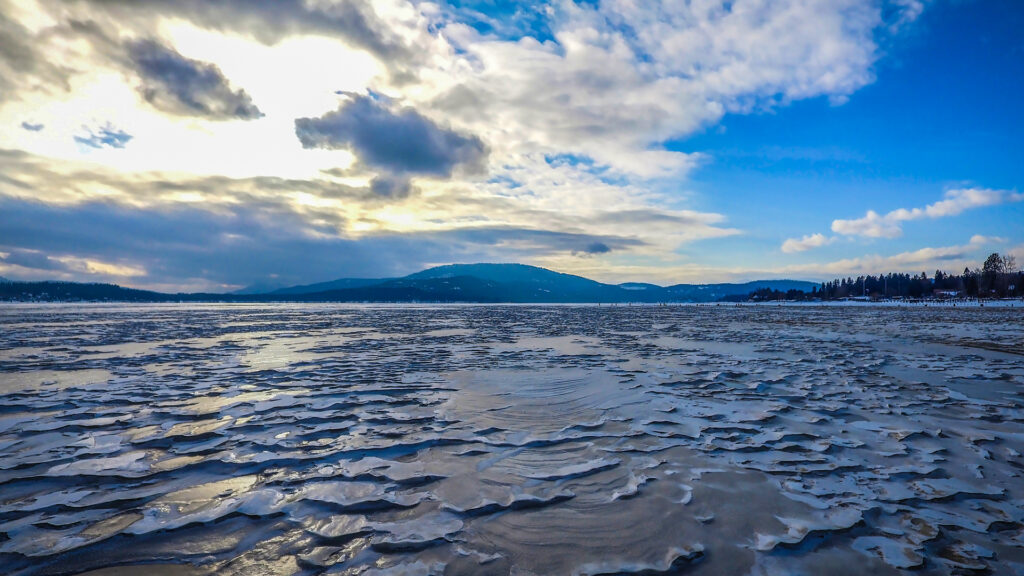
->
<box><xmin>1</xmin><ymin>263</ymin><xmax>816</xmax><ymax>303</ymax></box>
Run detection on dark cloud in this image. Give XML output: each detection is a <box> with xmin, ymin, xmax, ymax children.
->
<box><xmin>128</xmin><ymin>39</ymin><xmax>262</xmax><ymax>120</ymax></box>
<box><xmin>369</xmin><ymin>175</ymin><xmax>415</xmax><ymax>199</ymax></box>
<box><xmin>79</xmin><ymin>0</ymin><xmax>410</xmax><ymax>61</ymax></box>
<box><xmin>570</xmin><ymin>241</ymin><xmax>613</xmax><ymax>257</ymax></box>
<box><xmin>295</xmin><ymin>95</ymin><xmax>488</xmax><ymax>177</ymax></box>
<box><xmin>20</xmin><ymin>122</ymin><xmax>44</xmax><ymax>131</ymax></box>
<box><xmin>0</xmin><ymin>147</ymin><xmax>419</xmax><ymax>213</ymax></box>
<box><xmin>593</xmin><ymin>209</ymin><xmax>719</xmax><ymax>227</ymax></box>
<box><xmin>0</xmin><ymin>0</ymin><xmax>422</xmax><ymax>108</ymax></box>
<box><xmin>0</xmin><ymin>15</ymin><xmax>38</xmax><ymax>74</ymax></box>
<box><xmin>0</xmin><ymin>196</ymin><xmax>643</xmax><ymax>289</ymax></box>
<box><xmin>0</xmin><ymin>150</ymin><xmax>644</xmax><ymax>289</ymax></box>
<box><xmin>446</xmin><ymin>227</ymin><xmax>643</xmax><ymax>255</ymax></box>
<box><xmin>0</xmin><ymin>196</ymin><xmax>397</xmax><ymax>288</ymax></box>
<box><xmin>74</xmin><ymin>125</ymin><xmax>133</xmax><ymax>149</ymax></box>
<box><xmin>0</xmin><ymin>12</ymin><xmax>73</xmax><ymax>102</ymax></box>
<box><xmin>0</xmin><ymin>249</ymin><xmax>68</xmax><ymax>271</ymax></box>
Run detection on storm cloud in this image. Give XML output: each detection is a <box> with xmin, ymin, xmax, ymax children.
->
<box><xmin>128</xmin><ymin>39</ymin><xmax>262</xmax><ymax>120</ymax></box>
<box><xmin>295</xmin><ymin>95</ymin><xmax>487</xmax><ymax>177</ymax></box>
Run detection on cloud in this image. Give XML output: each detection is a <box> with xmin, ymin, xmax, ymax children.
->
<box><xmin>0</xmin><ymin>10</ymin><xmax>74</xmax><ymax>103</ymax></box>
<box><xmin>0</xmin><ymin>248</ymin><xmax>145</xmax><ymax>281</ymax></box>
<box><xmin>779</xmin><ymin>234</ymin><xmax>1001</xmax><ymax>277</ymax></box>
<box><xmin>128</xmin><ymin>39</ymin><xmax>263</xmax><ymax>120</ymax></box>
<box><xmin>0</xmin><ymin>196</ymin><xmax>647</xmax><ymax>290</ymax></box>
<box><xmin>572</xmin><ymin>241</ymin><xmax>612</xmax><ymax>257</ymax></box>
<box><xmin>781</xmin><ymin>233</ymin><xmax>836</xmax><ymax>253</ymax></box>
<box><xmin>0</xmin><ymin>149</ymin><xmax>732</xmax><ymax>266</ymax></box>
<box><xmin>882</xmin><ymin>234</ymin><xmax>995</xmax><ymax>265</ymax></box>
<box><xmin>73</xmin><ymin>0</ymin><xmax>411</xmax><ymax>61</ymax></box>
<box><xmin>369</xmin><ymin>175</ymin><xmax>415</xmax><ymax>199</ymax></box>
<box><xmin>295</xmin><ymin>94</ymin><xmax>488</xmax><ymax>177</ymax></box>
<box><xmin>831</xmin><ymin>188</ymin><xmax>1023</xmax><ymax>238</ymax></box>
<box><xmin>831</xmin><ymin>209</ymin><xmax>903</xmax><ymax>239</ymax></box>
<box><xmin>1008</xmin><ymin>243</ymin><xmax>1024</xmax><ymax>267</ymax></box>
<box><xmin>441</xmin><ymin>227</ymin><xmax>645</xmax><ymax>255</ymax></box>
<box><xmin>0</xmin><ymin>0</ymin><xmax>926</xmax><ymax>183</ymax></box>
<box><xmin>0</xmin><ymin>248</ymin><xmax>69</xmax><ymax>271</ymax></box>
<box><xmin>418</xmin><ymin>0</ymin><xmax>893</xmax><ymax>177</ymax></box>
<box><xmin>74</xmin><ymin>125</ymin><xmax>133</xmax><ymax>149</ymax></box>
<box><xmin>887</xmin><ymin>0</ymin><xmax>929</xmax><ymax>32</ymax></box>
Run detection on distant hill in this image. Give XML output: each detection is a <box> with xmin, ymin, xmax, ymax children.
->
<box><xmin>265</xmin><ymin>264</ymin><xmax>818</xmax><ymax>303</ymax></box>
<box><xmin>398</xmin><ymin>263</ymin><xmax>624</xmax><ymax>302</ymax></box>
<box><xmin>662</xmin><ymin>280</ymin><xmax>819</xmax><ymax>302</ymax></box>
<box><xmin>232</xmin><ymin>280</ymin><xmax>291</xmax><ymax>295</ymax></box>
<box><xmin>618</xmin><ymin>282</ymin><xmax>662</xmax><ymax>291</ymax></box>
<box><xmin>0</xmin><ymin>264</ymin><xmax>819</xmax><ymax>303</ymax></box>
<box><xmin>0</xmin><ymin>281</ymin><xmax>171</xmax><ymax>302</ymax></box>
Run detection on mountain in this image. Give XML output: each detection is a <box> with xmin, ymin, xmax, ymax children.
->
<box><xmin>399</xmin><ymin>263</ymin><xmax>624</xmax><ymax>301</ymax></box>
<box><xmin>243</xmin><ymin>263</ymin><xmax>625</xmax><ymax>300</ymax></box>
<box><xmin>282</xmin><ymin>264</ymin><xmax>818</xmax><ymax>303</ymax></box>
<box><xmin>294</xmin><ymin>275</ymin><xmax>508</xmax><ymax>303</ymax></box>
<box><xmin>0</xmin><ymin>264</ymin><xmax>820</xmax><ymax>303</ymax></box>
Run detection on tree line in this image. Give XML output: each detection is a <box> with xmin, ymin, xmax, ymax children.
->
<box><xmin>736</xmin><ymin>253</ymin><xmax>1022</xmax><ymax>302</ymax></box>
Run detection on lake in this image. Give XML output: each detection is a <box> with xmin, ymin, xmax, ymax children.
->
<box><xmin>1</xmin><ymin>303</ymin><xmax>1022</xmax><ymax>575</ymax></box>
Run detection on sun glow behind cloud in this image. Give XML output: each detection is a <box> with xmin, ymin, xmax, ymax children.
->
<box><xmin>3</xmin><ymin>15</ymin><xmax>383</xmax><ymax>180</ymax></box>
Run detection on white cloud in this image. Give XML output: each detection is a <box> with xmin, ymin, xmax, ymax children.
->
<box><xmin>780</xmin><ymin>234</ymin><xmax>1002</xmax><ymax>277</ymax></box>
<box><xmin>830</xmin><ymin>209</ymin><xmax>902</xmax><ymax>238</ymax></box>
<box><xmin>888</xmin><ymin>0</ymin><xmax>927</xmax><ymax>32</ymax></box>
<box><xmin>781</xmin><ymin>233</ymin><xmax>835</xmax><ymax>253</ymax></box>
<box><xmin>0</xmin><ymin>0</ymin><xmax>902</xmax><ymax>186</ymax></box>
<box><xmin>53</xmin><ymin>255</ymin><xmax>146</xmax><ymax>277</ymax></box>
<box><xmin>406</xmin><ymin>0</ymin><xmax>887</xmax><ymax>178</ymax></box>
<box><xmin>831</xmin><ymin>188</ymin><xmax>1022</xmax><ymax>238</ymax></box>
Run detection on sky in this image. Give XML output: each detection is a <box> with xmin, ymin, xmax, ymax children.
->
<box><xmin>0</xmin><ymin>0</ymin><xmax>1021</xmax><ymax>292</ymax></box>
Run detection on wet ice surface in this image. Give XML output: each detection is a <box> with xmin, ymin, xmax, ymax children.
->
<box><xmin>1</xmin><ymin>304</ymin><xmax>1023</xmax><ymax>575</ymax></box>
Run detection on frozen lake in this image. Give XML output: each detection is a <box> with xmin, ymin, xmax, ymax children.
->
<box><xmin>1</xmin><ymin>303</ymin><xmax>1023</xmax><ymax>575</ymax></box>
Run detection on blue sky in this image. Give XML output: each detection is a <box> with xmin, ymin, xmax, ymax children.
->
<box><xmin>0</xmin><ymin>0</ymin><xmax>1020</xmax><ymax>291</ymax></box>
<box><xmin>670</xmin><ymin>0</ymin><xmax>1023</xmax><ymax>276</ymax></box>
